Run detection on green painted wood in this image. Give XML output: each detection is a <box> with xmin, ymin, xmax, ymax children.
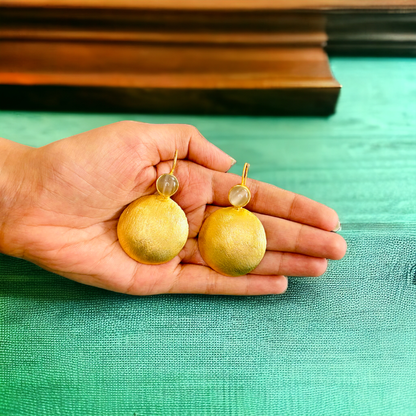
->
<box><xmin>1</xmin><ymin>58</ymin><xmax>416</xmax><ymax>415</ymax></box>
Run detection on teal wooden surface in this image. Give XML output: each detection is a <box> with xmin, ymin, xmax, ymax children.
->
<box><xmin>1</xmin><ymin>58</ymin><xmax>416</xmax><ymax>415</ymax></box>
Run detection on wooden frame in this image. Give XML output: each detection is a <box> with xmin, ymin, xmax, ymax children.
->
<box><xmin>0</xmin><ymin>1</ymin><xmax>415</xmax><ymax>115</ymax></box>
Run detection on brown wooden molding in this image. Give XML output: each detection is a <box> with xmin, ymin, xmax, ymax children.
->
<box><xmin>2</xmin><ymin>2</ymin><xmax>415</xmax><ymax>116</ymax></box>
<box><xmin>2</xmin><ymin>2</ymin><xmax>415</xmax><ymax>114</ymax></box>
<box><xmin>0</xmin><ymin>29</ymin><xmax>327</xmax><ymax>46</ymax></box>
<box><xmin>2</xmin><ymin>0</ymin><xmax>416</xmax><ymax>10</ymax></box>
<box><xmin>0</xmin><ymin>4</ymin><xmax>341</xmax><ymax>115</ymax></box>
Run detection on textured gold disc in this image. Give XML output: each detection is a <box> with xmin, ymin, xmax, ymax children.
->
<box><xmin>198</xmin><ymin>207</ymin><xmax>266</xmax><ymax>277</ymax></box>
<box><xmin>117</xmin><ymin>195</ymin><xmax>188</xmax><ymax>264</ymax></box>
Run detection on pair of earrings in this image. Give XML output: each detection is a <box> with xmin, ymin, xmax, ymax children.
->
<box><xmin>117</xmin><ymin>151</ymin><xmax>266</xmax><ymax>277</ymax></box>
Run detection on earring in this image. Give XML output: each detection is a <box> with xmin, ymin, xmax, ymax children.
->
<box><xmin>198</xmin><ymin>163</ymin><xmax>266</xmax><ymax>277</ymax></box>
<box><xmin>117</xmin><ymin>150</ymin><xmax>188</xmax><ymax>264</ymax></box>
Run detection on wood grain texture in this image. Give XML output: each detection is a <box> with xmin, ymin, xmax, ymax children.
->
<box><xmin>1</xmin><ymin>0</ymin><xmax>416</xmax><ymax>10</ymax></box>
<box><xmin>0</xmin><ymin>29</ymin><xmax>326</xmax><ymax>45</ymax></box>
<box><xmin>326</xmin><ymin>11</ymin><xmax>416</xmax><ymax>55</ymax></box>
<box><xmin>5</xmin><ymin>1</ymin><xmax>415</xmax><ymax>114</ymax></box>
<box><xmin>0</xmin><ymin>43</ymin><xmax>336</xmax><ymax>88</ymax></box>
<box><xmin>0</xmin><ymin>85</ymin><xmax>340</xmax><ymax>116</ymax></box>
<box><xmin>0</xmin><ymin>4</ymin><xmax>339</xmax><ymax>115</ymax></box>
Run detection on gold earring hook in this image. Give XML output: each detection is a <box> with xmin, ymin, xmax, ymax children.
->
<box><xmin>170</xmin><ymin>150</ymin><xmax>178</xmax><ymax>175</ymax></box>
<box><xmin>241</xmin><ymin>163</ymin><xmax>250</xmax><ymax>187</ymax></box>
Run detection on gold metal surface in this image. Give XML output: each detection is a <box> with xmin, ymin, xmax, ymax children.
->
<box><xmin>198</xmin><ymin>207</ymin><xmax>266</xmax><ymax>277</ymax></box>
<box><xmin>169</xmin><ymin>150</ymin><xmax>178</xmax><ymax>175</ymax></box>
<box><xmin>198</xmin><ymin>163</ymin><xmax>266</xmax><ymax>277</ymax></box>
<box><xmin>241</xmin><ymin>163</ymin><xmax>249</xmax><ymax>187</ymax></box>
<box><xmin>117</xmin><ymin>150</ymin><xmax>188</xmax><ymax>265</ymax></box>
<box><xmin>117</xmin><ymin>194</ymin><xmax>188</xmax><ymax>264</ymax></box>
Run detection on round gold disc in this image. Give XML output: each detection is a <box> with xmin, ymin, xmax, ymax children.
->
<box><xmin>198</xmin><ymin>207</ymin><xmax>266</xmax><ymax>277</ymax></box>
<box><xmin>117</xmin><ymin>195</ymin><xmax>188</xmax><ymax>264</ymax></box>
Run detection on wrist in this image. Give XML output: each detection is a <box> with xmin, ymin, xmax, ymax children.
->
<box><xmin>0</xmin><ymin>137</ymin><xmax>37</xmax><ymax>257</ymax></box>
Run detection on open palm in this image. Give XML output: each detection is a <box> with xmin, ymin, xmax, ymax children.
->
<box><xmin>4</xmin><ymin>121</ymin><xmax>346</xmax><ymax>295</ymax></box>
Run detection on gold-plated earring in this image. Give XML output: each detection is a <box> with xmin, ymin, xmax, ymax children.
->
<box><xmin>198</xmin><ymin>163</ymin><xmax>266</xmax><ymax>277</ymax></box>
<box><xmin>117</xmin><ymin>150</ymin><xmax>188</xmax><ymax>264</ymax></box>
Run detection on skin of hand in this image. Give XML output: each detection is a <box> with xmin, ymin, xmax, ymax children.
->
<box><xmin>0</xmin><ymin>121</ymin><xmax>346</xmax><ymax>296</ymax></box>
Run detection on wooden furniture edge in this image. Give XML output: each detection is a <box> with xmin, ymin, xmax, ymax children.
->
<box><xmin>1</xmin><ymin>0</ymin><xmax>416</xmax><ymax>11</ymax></box>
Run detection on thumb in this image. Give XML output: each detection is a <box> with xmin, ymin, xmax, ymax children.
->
<box><xmin>144</xmin><ymin>123</ymin><xmax>236</xmax><ymax>173</ymax></box>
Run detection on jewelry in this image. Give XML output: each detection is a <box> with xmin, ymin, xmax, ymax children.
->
<box><xmin>198</xmin><ymin>163</ymin><xmax>266</xmax><ymax>277</ymax></box>
<box><xmin>117</xmin><ymin>151</ymin><xmax>188</xmax><ymax>264</ymax></box>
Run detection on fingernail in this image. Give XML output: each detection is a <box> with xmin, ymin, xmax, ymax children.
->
<box><xmin>332</xmin><ymin>221</ymin><xmax>342</xmax><ymax>233</ymax></box>
<box><xmin>230</xmin><ymin>157</ymin><xmax>237</xmax><ymax>167</ymax></box>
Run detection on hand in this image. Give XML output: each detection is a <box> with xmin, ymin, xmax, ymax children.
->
<box><xmin>0</xmin><ymin>121</ymin><xmax>346</xmax><ymax>295</ymax></box>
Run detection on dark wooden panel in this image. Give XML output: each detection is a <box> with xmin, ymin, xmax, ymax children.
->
<box><xmin>326</xmin><ymin>11</ymin><xmax>416</xmax><ymax>56</ymax></box>
<box><xmin>0</xmin><ymin>84</ymin><xmax>340</xmax><ymax>116</ymax></box>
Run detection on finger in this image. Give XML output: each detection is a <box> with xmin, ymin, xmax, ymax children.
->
<box><xmin>179</xmin><ymin>238</ymin><xmax>328</xmax><ymax>277</ymax></box>
<box><xmin>252</xmin><ymin>252</ymin><xmax>328</xmax><ymax>276</ymax></box>
<box><xmin>203</xmin><ymin>206</ymin><xmax>346</xmax><ymax>260</ymax></box>
<box><xmin>155</xmin><ymin>160</ymin><xmax>341</xmax><ymax>253</ymax></box>
<box><xmin>154</xmin><ymin>160</ymin><xmax>344</xmax><ymax>259</ymax></box>
<box><xmin>212</xmin><ymin>171</ymin><xmax>339</xmax><ymax>231</ymax></box>
<box><xmin>140</xmin><ymin>122</ymin><xmax>235</xmax><ymax>172</ymax></box>
<box><xmin>169</xmin><ymin>264</ymin><xmax>288</xmax><ymax>295</ymax></box>
<box><xmin>155</xmin><ymin>159</ymin><xmax>338</xmax><ymax>237</ymax></box>
<box><xmin>260</xmin><ymin>213</ymin><xmax>347</xmax><ymax>260</ymax></box>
